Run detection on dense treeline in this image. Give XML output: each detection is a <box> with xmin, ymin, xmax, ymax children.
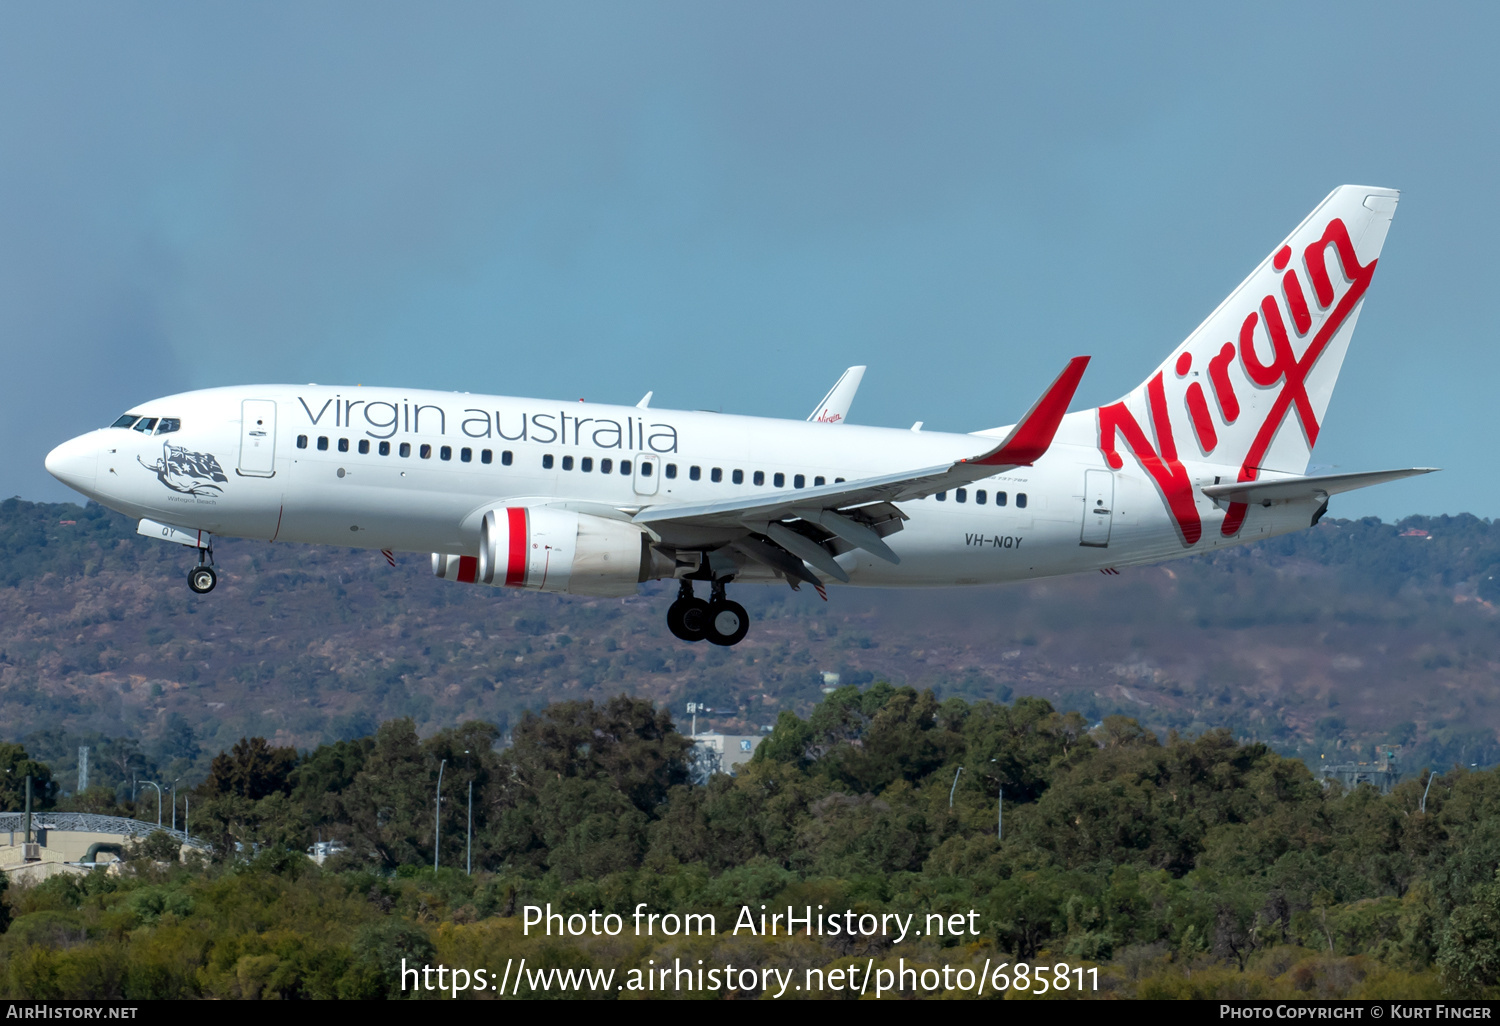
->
<box><xmin>4</xmin><ymin>686</ymin><xmax>1499</xmax><ymax>998</ymax></box>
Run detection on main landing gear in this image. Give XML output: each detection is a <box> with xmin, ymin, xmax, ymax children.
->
<box><xmin>187</xmin><ymin>546</ymin><xmax>217</xmax><ymax>594</ymax></box>
<box><xmin>667</xmin><ymin>579</ymin><xmax>749</xmax><ymax>647</ymax></box>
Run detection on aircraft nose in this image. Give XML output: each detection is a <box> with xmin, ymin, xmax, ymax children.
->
<box><xmin>45</xmin><ymin>434</ymin><xmax>99</xmax><ymax>495</ymax></box>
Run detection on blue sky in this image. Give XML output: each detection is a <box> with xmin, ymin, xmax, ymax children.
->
<box><xmin>3</xmin><ymin>3</ymin><xmax>1495</xmax><ymax>519</ymax></box>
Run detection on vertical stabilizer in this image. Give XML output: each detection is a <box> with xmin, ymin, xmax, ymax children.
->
<box><xmin>1096</xmin><ymin>186</ymin><xmax>1398</xmax><ymax>542</ymax></box>
<box><xmin>808</xmin><ymin>366</ymin><xmax>866</xmax><ymax>423</ymax></box>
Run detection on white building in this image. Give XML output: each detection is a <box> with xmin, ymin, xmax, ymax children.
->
<box><xmin>689</xmin><ymin>733</ymin><xmax>763</xmax><ymax>785</ymax></box>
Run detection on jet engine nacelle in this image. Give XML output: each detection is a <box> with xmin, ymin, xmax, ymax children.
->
<box><xmin>434</xmin><ymin>507</ymin><xmax>654</xmax><ymax>597</ymax></box>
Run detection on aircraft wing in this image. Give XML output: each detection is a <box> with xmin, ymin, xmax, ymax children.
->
<box><xmin>633</xmin><ymin>358</ymin><xmax>1088</xmax><ymax>581</ymax></box>
<box><xmin>1200</xmin><ymin>467</ymin><xmax>1438</xmax><ymax>505</ymax></box>
<box><xmin>808</xmin><ymin>366</ymin><xmax>867</xmax><ymax>423</ymax></box>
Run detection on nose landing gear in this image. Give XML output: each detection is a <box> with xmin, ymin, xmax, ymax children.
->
<box><xmin>187</xmin><ymin>546</ymin><xmax>217</xmax><ymax>594</ymax></box>
<box><xmin>666</xmin><ymin>578</ymin><xmax>749</xmax><ymax>646</ymax></box>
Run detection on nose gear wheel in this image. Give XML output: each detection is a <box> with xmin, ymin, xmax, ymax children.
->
<box><xmin>188</xmin><ymin>565</ymin><xmax>217</xmax><ymax>594</ymax></box>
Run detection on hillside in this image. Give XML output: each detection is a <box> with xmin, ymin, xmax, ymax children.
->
<box><xmin>0</xmin><ymin>497</ymin><xmax>1497</xmax><ymax>787</ymax></box>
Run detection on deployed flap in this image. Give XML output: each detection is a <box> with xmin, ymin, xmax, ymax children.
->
<box><xmin>808</xmin><ymin>366</ymin><xmax>866</xmax><ymax>423</ymax></box>
<box><xmin>1201</xmin><ymin>467</ymin><xmax>1437</xmax><ymax>505</ymax></box>
<box><xmin>634</xmin><ymin>357</ymin><xmax>1089</xmax><ymax>531</ymax></box>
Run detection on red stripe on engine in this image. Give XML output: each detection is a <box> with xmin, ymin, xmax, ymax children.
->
<box><xmin>457</xmin><ymin>555</ymin><xmax>478</xmax><ymax>583</ymax></box>
<box><xmin>505</xmin><ymin>508</ymin><xmax>528</xmax><ymax>587</ymax></box>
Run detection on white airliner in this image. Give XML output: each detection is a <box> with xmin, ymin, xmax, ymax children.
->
<box><xmin>45</xmin><ymin>186</ymin><xmax>1434</xmax><ymax>646</ymax></box>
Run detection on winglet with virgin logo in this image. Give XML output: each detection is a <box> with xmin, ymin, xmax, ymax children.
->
<box><xmin>970</xmin><ymin>356</ymin><xmax>1090</xmax><ymax>466</ymax></box>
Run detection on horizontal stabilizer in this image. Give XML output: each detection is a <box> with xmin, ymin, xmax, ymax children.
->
<box><xmin>1201</xmin><ymin>467</ymin><xmax>1438</xmax><ymax>505</ymax></box>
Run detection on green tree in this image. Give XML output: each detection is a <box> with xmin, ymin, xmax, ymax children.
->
<box><xmin>336</xmin><ymin>719</ymin><xmax>434</xmax><ymax>869</ymax></box>
<box><xmin>199</xmin><ymin>737</ymin><xmax>297</xmax><ymax>801</ymax></box>
<box><xmin>0</xmin><ymin>744</ymin><xmax>53</xmax><ymax>811</ymax></box>
<box><xmin>1438</xmin><ymin>871</ymin><xmax>1500</xmax><ymax>989</ymax></box>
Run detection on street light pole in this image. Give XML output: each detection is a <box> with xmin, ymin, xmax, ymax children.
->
<box><xmin>949</xmin><ymin>766</ymin><xmax>963</xmax><ymax>808</ymax></box>
<box><xmin>140</xmin><ymin>781</ymin><xmax>163</xmax><ymax>827</ymax></box>
<box><xmin>464</xmin><ymin>748</ymin><xmax>473</xmax><ymax>877</ymax></box>
<box><xmin>990</xmin><ymin>758</ymin><xmax>1002</xmax><ymax>841</ymax></box>
<box><xmin>434</xmin><ymin>758</ymin><xmax>447</xmax><ymax>872</ymax></box>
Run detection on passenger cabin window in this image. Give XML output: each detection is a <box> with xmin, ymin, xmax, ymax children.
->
<box><xmin>753</xmin><ymin>471</ymin><xmax>765</xmax><ymax>486</ymax></box>
<box><xmin>439</xmin><ymin>445</ymin><xmax>451</xmax><ymax>460</ymax></box>
<box><xmin>732</xmin><ymin>469</ymin><xmax>744</xmax><ymax>484</ymax></box>
<box><xmin>460</xmin><ymin>447</ymin><xmax>472</xmax><ymax>462</ymax></box>
<box><xmin>794</xmin><ymin>474</ymin><xmax>805</xmax><ymax>489</ymax></box>
<box><xmin>976</xmin><ymin>489</ymin><xmax>987</xmax><ymax>504</ymax></box>
<box><xmin>133</xmin><ymin>418</ymin><xmax>157</xmax><ymax>433</ymax></box>
<box><xmin>112</xmin><ymin>415</ymin><xmax>139</xmax><ymax>429</ymax></box>
<box><xmin>542</xmin><ymin>454</ymin><xmax>553</xmax><ymax>469</ymax></box>
<box><xmin>562</xmin><ymin>455</ymin><xmax>574</xmax><ymax>470</ymax></box>
<box><xmin>814</xmin><ymin>476</ymin><xmax>825</xmax><ymax>486</ymax></box>
<box><xmin>1017</xmin><ymin>493</ymin><xmax>1028</xmax><ymax>509</ymax></box>
<box><xmin>297</xmin><ymin>435</ymin><xmax>308</xmax><ymax>449</ymax></box>
<box><xmin>620</xmin><ymin>459</ymin><xmax>632</xmax><ymax>474</ymax></box>
<box><xmin>399</xmin><ymin>442</ymin><xmax>411</xmax><ymax>457</ymax></box>
<box><xmin>338</xmin><ymin>438</ymin><xmax>349</xmax><ymax>453</ymax></box>
<box><xmin>500</xmin><ymin>450</ymin><xmax>511</xmax><ymax>465</ymax></box>
<box><xmin>996</xmin><ymin>491</ymin><xmax>1007</xmax><ymax>506</ymax></box>
<box><xmin>379</xmin><ymin>441</ymin><xmax>391</xmax><ymax>456</ymax></box>
<box><xmin>420</xmin><ymin>444</ymin><xmax>432</xmax><ymax>459</ymax></box>
<box><xmin>359</xmin><ymin>440</ymin><xmax>370</xmax><ymax>455</ymax></box>
<box><xmin>641</xmin><ymin>462</ymin><xmax>653</xmax><ymax>477</ymax></box>
<box><xmin>317</xmin><ymin>436</ymin><xmax>329</xmax><ymax>451</ymax></box>
<box><xmin>956</xmin><ymin>488</ymin><xmax>967</xmax><ymax>503</ymax></box>
<box><xmin>936</xmin><ymin>491</ymin><xmax>947</xmax><ymax>501</ymax></box>
<box><xmin>710</xmin><ymin>467</ymin><xmax>722</xmax><ymax>483</ymax></box>
<box><xmin>664</xmin><ymin>463</ymin><xmax>675</xmax><ymax>478</ymax></box>
<box><xmin>773</xmin><ymin>472</ymin><xmax>785</xmax><ymax>488</ymax></box>
<box><xmin>581</xmin><ymin>457</ymin><xmax>593</xmax><ymax>472</ymax></box>
<box><xmin>602</xmin><ymin>458</ymin><xmax>614</xmax><ymax>474</ymax></box>
<box><xmin>156</xmin><ymin>418</ymin><xmax>181</xmax><ymax>434</ymax></box>
<box><xmin>689</xmin><ymin>466</ymin><xmax>701</xmax><ymax>481</ymax></box>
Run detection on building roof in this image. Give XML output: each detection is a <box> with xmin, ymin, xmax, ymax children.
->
<box><xmin>0</xmin><ymin>812</ymin><xmax>210</xmax><ymax>850</ymax></box>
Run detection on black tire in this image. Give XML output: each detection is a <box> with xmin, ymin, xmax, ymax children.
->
<box><xmin>187</xmin><ymin>566</ymin><xmax>217</xmax><ymax>594</ymax></box>
<box><xmin>667</xmin><ymin>597</ymin><xmax>710</xmax><ymax>642</ymax></box>
<box><xmin>704</xmin><ymin>599</ymin><xmax>749</xmax><ymax>647</ymax></box>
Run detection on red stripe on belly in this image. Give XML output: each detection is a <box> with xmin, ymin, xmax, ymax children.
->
<box><xmin>505</xmin><ymin>508</ymin><xmax>528</xmax><ymax>587</ymax></box>
<box><xmin>457</xmin><ymin>555</ymin><xmax>478</xmax><ymax>583</ymax></box>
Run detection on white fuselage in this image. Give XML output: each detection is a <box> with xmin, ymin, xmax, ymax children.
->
<box><xmin>44</xmin><ymin>383</ymin><xmax>1319</xmax><ymax>589</ymax></box>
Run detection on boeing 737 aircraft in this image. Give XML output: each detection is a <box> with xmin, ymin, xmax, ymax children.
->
<box><xmin>45</xmin><ymin>186</ymin><xmax>1434</xmax><ymax>646</ymax></box>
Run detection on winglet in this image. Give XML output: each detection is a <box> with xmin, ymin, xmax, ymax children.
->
<box><xmin>971</xmin><ymin>356</ymin><xmax>1089</xmax><ymax>466</ymax></box>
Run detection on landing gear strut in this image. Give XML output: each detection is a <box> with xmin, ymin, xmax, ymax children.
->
<box><xmin>187</xmin><ymin>546</ymin><xmax>217</xmax><ymax>594</ymax></box>
<box><xmin>666</xmin><ymin>577</ymin><xmax>749</xmax><ymax>646</ymax></box>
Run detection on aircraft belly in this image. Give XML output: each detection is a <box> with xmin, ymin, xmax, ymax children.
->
<box><xmin>276</xmin><ymin>470</ymin><xmax>482</xmax><ymax>550</ymax></box>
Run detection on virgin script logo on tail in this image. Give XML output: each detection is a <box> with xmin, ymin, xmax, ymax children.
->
<box><xmin>1097</xmin><ymin>218</ymin><xmax>1378</xmax><ymax>546</ymax></box>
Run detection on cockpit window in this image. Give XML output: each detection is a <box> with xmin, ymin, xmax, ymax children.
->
<box><xmin>111</xmin><ymin>415</ymin><xmax>139</xmax><ymax>429</ymax></box>
<box><xmin>132</xmin><ymin>417</ymin><xmax>158</xmax><ymax>433</ymax></box>
<box><xmin>155</xmin><ymin>418</ymin><xmax>181</xmax><ymax>434</ymax></box>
